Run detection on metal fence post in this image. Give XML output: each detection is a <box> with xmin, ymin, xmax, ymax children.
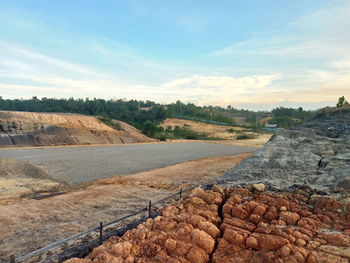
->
<box><xmin>179</xmin><ymin>188</ymin><xmax>182</xmax><ymax>200</ymax></box>
<box><xmin>99</xmin><ymin>222</ymin><xmax>103</xmax><ymax>245</ymax></box>
<box><xmin>148</xmin><ymin>200</ymin><xmax>152</xmax><ymax>218</ymax></box>
<box><xmin>10</xmin><ymin>255</ymin><xmax>15</xmax><ymax>263</ymax></box>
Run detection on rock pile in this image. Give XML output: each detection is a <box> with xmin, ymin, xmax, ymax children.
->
<box><xmin>213</xmin><ymin>187</ymin><xmax>350</xmax><ymax>263</ymax></box>
<box><xmin>65</xmin><ymin>186</ymin><xmax>350</xmax><ymax>263</ymax></box>
<box><xmin>65</xmin><ymin>186</ymin><xmax>225</xmax><ymax>263</ymax></box>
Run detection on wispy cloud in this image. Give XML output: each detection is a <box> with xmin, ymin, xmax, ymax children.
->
<box><xmin>1</xmin><ymin>1</ymin><xmax>350</xmax><ymax>110</ymax></box>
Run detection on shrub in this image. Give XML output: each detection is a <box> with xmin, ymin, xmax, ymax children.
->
<box><xmin>236</xmin><ymin>134</ymin><xmax>255</xmax><ymax>140</ymax></box>
<box><xmin>99</xmin><ymin>117</ymin><xmax>123</xmax><ymax>130</ymax></box>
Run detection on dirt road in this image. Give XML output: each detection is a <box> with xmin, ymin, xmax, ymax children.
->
<box><xmin>0</xmin><ymin>142</ymin><xmax>256</xmax><ymax>184</ymax></box>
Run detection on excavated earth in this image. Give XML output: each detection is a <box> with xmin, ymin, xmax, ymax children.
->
<box><xmin>0</xmin><ymin>111</ymin><xmax>153</xmax><ymax>147</ymax></box>
<box><xmin>65</xmin><ymin>186</ymin><xmax>350</xmax><ymax>263</ymax></box>
<box><xmin>219</xmin><ymin>107</ymin><xmax>350</xmax><ymax>192</ymax></box>
<box><xmin>63</xmin><ymin>107</ymin><xmax>350</xmax><ymax>263</ymax></box>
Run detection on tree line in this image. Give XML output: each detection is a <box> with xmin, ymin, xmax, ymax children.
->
<box><xmin>0</xmin><ymin>96</ymin><xmax>326</xmax><ymax>137</ymax></box>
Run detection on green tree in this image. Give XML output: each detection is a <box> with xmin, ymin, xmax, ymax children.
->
<box><xmin>336</xmin><ymin>96</ymin><xmax>349</xmax><ymax>107</ymax></box>
<box><xmin>142</xmin><ymin>121</ymin><xmax>158</xmax><ymax>137</ymax></box>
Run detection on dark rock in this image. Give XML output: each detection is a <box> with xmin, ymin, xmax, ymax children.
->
<box><xmin>219</xmin><ymin>107</ymin><xmax>350</xmax><ymax>192</ymax></box>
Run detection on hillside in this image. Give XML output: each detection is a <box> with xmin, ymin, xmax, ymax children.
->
<box><xmin>161</xmin><ymin>118</ymin><xmax>271</xmax><ymax>144</ymax></box>
<box><xmin>0</xmin><ymin>111</ymin><xmax>153</xmax><ymax>147</ymax></box>
<box><xmin>161</xmin><ymin>118</ymin><xmax>243</xmax><ymax>139</ymax></box>
<box><xmin>219</xmin><ymin>106</ymin><xmax>350</xmax><ymax>192</ymax></box>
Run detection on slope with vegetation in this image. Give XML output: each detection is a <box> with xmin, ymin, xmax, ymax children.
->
<box><xmin>0</xmin><ymin>97</ymin><xmax>316</xmax><ymax>140</ymax></box>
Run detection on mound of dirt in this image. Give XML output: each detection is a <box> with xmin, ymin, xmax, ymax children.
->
<box><xmin>0</xmin><ymin>158</ymin><xmax>63</xmax><ymax>204</ymax></box>
<box><xmin>0</xmin><ymin>111</ymin><xmax>153</xmax><ymax>147</ymax></box>
<box><xmin>0</xmin><ymin>158</ymin><xmax>50</xmax><ymax>179</ymax></box>
<box><xmin>65</xmin><ymin>186</ymin><xmax>350</xmax><ymax>263</ymax></box>
<box><xmin>219</xmin><ymin>107</ymin><xmax>350</xmax><ymax>192</ymax></box>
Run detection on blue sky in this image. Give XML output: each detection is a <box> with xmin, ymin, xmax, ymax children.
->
<box><xmin>0</xmin><ymin>0</ymin><xmax>349</xmax><ymax>110</ymax></box>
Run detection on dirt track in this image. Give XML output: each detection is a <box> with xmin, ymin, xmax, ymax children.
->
<box><xmin>0</xmin><ymin>142</ymin><xmax>256</xmax><ymax>184</ymax></box>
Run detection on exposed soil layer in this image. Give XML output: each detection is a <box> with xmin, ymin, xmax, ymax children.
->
<box><xmin>0</xmin><ymin>111</ymin><xmax>153</xmax><ymax>147</ymax></box>
<box><xmin>65</xmin><ymin>186</ymin><xmax>350</xmax><ymax>263</ymax></box>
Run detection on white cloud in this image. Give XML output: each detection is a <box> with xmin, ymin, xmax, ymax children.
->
<box><xmin>0</xmin><ymin>42</ymin><xmax>107</xmax><ymax>78</ymax></box>
<box><xmin>328</xmin><ymin>60</ymin><xmax>350</xmax><ymax>69</ymax></box>
<box><xmin>0</xmin><ymin>41</ymin><xmax>348</xmax><ymax>110</ymax></box>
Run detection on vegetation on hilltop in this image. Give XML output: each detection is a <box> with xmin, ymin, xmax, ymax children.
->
<box><xmin>336</xmin><ymin>96</ymin><xmax>349</xmax><ymax>108</ymax></box>
<box><xmin>268</xmin><ymin>107</ymin><xmax>312</xmax><ymax>128</ymax></box>
<box><xmin>0</xmin><ymin>96</ymin><xmax>315</xmax><ymax>138</ymax></box>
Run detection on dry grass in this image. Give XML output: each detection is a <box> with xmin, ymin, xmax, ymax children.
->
<box><xmin>161</xmin><ymin>118</ymin><xmax>245</xmax><ymax>139</ymax></box>
<box><xmin>161</xmin><ymin>118</ymin><xmax>272</xmax><ymax>144</ymax></box>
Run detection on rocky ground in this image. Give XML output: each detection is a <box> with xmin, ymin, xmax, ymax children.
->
<box><xmin>62</xmin><ymin>107</ymin><xmax>350</xmax><ymax>263</ymax></box>
<box><xmin>65</xmin><ymin>185</ymin><xmax>350</xmax><ymax>263</ymax></box>
<box><xmin>3</xmin><ymin>107</ymin><xmax>349</xmax><ymax>262</ymax></box>
<box><xmin>219</xmin><ymin>107</ymin><xmax>350</xmax><ymax>193</ymax></box>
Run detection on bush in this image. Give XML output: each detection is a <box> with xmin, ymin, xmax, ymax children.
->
<box><xmin>99</xmin><ymin>117</ymin><xmax>123</xmax><ymax>130</ymax></box>
<box><xmin>142</xmin><ymin>121</ymin><xmax>158</xmax><ymax>137</ymax></box>
<box><xmin>236</xmin><ymin>134</ymin><xmax>255</xmax><ymax>140</ymax></box>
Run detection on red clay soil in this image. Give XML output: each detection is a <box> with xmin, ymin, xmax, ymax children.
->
<box><xmin>65</xmin><ymin>186</ymin><xmax>350</xmax><ymax>263</ymax></box>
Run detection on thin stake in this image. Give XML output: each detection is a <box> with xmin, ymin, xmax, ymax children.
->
<box><xmin>10</xmin><ymin>255</ymin><xmax>15</xmax><ymax>263</ymax></box>
<box><xmin>148</xmin><ymin>200</ymin><xmax>152</xmax><ymax>218</ymax></box>
<box><xmin>99</xmin><ymin>222</ymin><xmax>103</xmax><ymax>245</ymax></box>
<box><xmin>179</xmin><ymin>188</ymin><xmax>183</xmax><ymax>199</ymax></box>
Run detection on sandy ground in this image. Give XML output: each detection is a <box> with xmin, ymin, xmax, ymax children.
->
<box><xmin>0</xmin><ymin>153</ymin><xmax>250</xmax><ymax>262</ymax></box>
<box><xmin>172</xmin><ymin>134</ymin><xmax>272</xmax><ymax>148</ymax></box>
<box><xmin>0</xmin><ymin>111</ymin><xmax>115</xmax><ymax>131</ymax></box>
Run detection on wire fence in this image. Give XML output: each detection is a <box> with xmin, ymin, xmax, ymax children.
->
<box><xmin>7</xmin><ymin>184</ymin><xmax>199</xmax><ymax>263</ymax></box>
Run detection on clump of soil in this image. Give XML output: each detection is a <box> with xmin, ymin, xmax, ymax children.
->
<box><xmin>65</xmin><ymin>186</ymin><xmax>350</xmax><ymax>263</ymax></box>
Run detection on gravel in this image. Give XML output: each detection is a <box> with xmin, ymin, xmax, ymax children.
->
<box><xmin>0</xmin><ymin>142</ymin><xmax>256</xmax><ymax>184</ymax></box>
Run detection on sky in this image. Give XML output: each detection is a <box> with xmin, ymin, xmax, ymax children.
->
<box><xmin>0</xmin><ymin>0</ymin><xmax>349</xmax><ymax>110</ymax></box>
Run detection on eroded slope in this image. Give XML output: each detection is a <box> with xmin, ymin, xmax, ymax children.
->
<box><xmin>219</xmin><ymin>107</ymin><xmax>350</xmax><ymax>192</ymax></box>
<box><xmin>0</xmin><ymin>111</ymin><xmax>153</xmax><ymax>147</ymax></box>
